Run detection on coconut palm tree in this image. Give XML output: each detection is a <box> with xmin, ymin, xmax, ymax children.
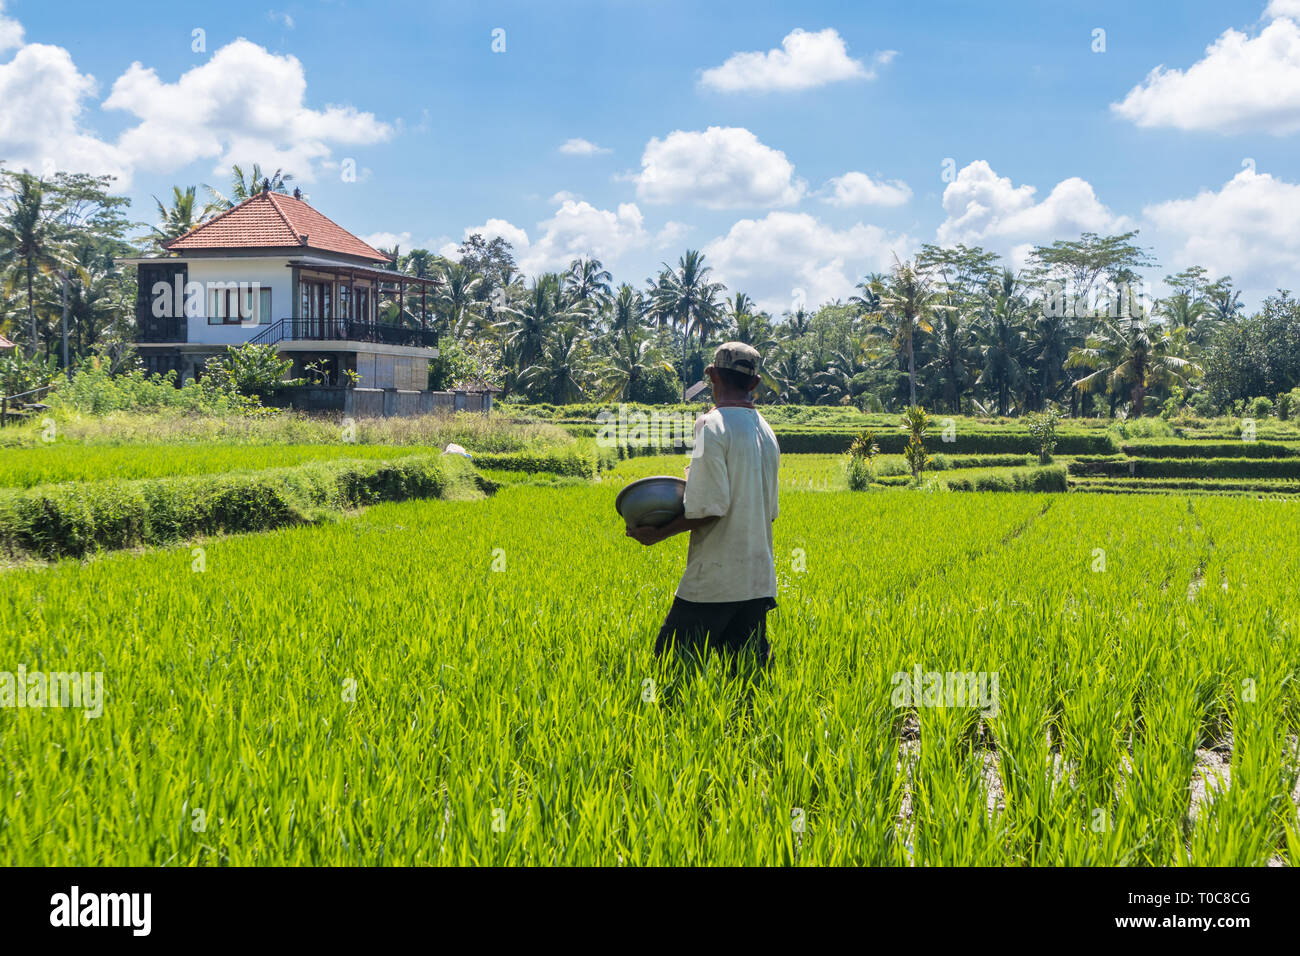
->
<box><xmin>1024</xmin><ymin>306</ymin><xmax>1078</xmax><ymax>412</ymax></box>
<box><xmin>0</xmin><ymin>172</ymin><xmax>76</xmax><ymax>356</ymax></box>
<box><xmin>867</xmin><ymin>257</ymin><xmax>951</xmax><ymax>407</ymax></box>
<box><xmin>150</xmin><ymin>186</ymin><xmax>217</xmax><ymax>250</ymax></box>
<box><xmin>1066</xmin><ymin>316</ymin><xmax>1199</xmax><ymax>417</ymax></box>
<box><xmin>924</xmin><ymin>299</ymin><xmax>976</xmax><ymax>413</ymax></box>
<box><xmin>435</xmin><ymin>261</ymin><xmax>484</xmax><ymax>339</ymax></box>
<box><xmin>608</xmin><ymin>283</ymin><xmax>644</xmax><ymax>339</ymax></box>
<box><xmin>648</xmin><ymin>250</ymin><xmax>724</xmax><ymax>400</ymax></box>
<box><xmin>597</xmin><ymin>332</ymin><xmax>674</xmax><ymax>402</ymax></box>
<box><xmin>813</xmin><ymin>344</ymin><xmax>872</xmax><ymax>406</ymax></box>
<box><xmin>973</xmin><ymin>270</ymin><xmax>1029</xmax><ymax>416</ymax></box>
<box><xmin>496</xmin><ymin>273</ymin><xmax>577</xmax><ymax>371</ymax></box>
<box><xmin>402</xmin><ymin>248</ymin><xmax>440</xmax><ymax>279</ymax></box>
<box><xmin>851</xmin><ymin>273</ymin><xmax>886</xmax><ymax>317</ymax></box>
<box><xmin>563</xmin><ymin>256</ymin><xmax>613</xmax><ymax>326</ymax></box>
<box><xmin>518</xmin><ymin>327</ymin><xmax>590</xmax><ymax>403</ymax></box>
<box><xmin>204</xmin><ymin>164</ymin><xmax>295</xmax><ymax>209</ymax></box>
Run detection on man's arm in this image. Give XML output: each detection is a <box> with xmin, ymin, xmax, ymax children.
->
<box><xmin>626</xmin><ymin>514</ymin><xmax>718</xmax><ymax>546</ymax></box>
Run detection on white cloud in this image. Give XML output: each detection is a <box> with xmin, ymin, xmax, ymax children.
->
<box><xmin>634</xmin><ymin>126</ymin><xmax>805</xmax><ymax>208</ymax></box>
<box><xmin>0</xmin><ymin>5</ymin><xmax>390</xmax><ymax>190</ymax></box>
<box><xmin>517</xmin><ymin>199</ymin><xmax>652</xmax><ymax>274</ymax></box>
<box><xmin>1112</xmin><ymin>17</ymin><xmax>1300</xmax><ymax>135</ymax></box>
<box><xmin>654</xmin><ymin>220</ymin><xmax>691</xmax><ymax>248</ymax></box>
<box><xmin>1144</xmin><ymin>168</ymin><xmax>1300</xmax><ymax>299</ymax></box>
<box><xmin>1265</xmin><ymin>0</ymin><xmax>1300</xmax><ymax>19</ymax></box>
<box><xmin>936</xmin><ymin>161</ymin><xmax>1130</xmax><ymax>266</ymax></box>
<box><xmin>103</xmin><ymin>38</ymin><xmax>393</xmax><ymax>181</ymax></box>
<box><xmin>449</xmin><ymin>217</ymin><xmax>532</xmax><ymax>257</ymax></box>
<box><xmin>558</xmin><ymin>137</ymin><xmax>611</xmax><ymax>156</ymax></box>
<box><xmin>699</xmin><ymin>28</ymin><xmax>891</xmax><ymax>93</ymax></box>
<box><xmin>704</xmin><ymin>211</ymin><xmax>914</xmax><ymax>313</ymax></box>
<box><xmin>0</xmin><ymin>42</ymin><xmax>131</xmax><ymax>183</ymax></box>
<box><xmin>361</xmin><ymin>231</ymin><xmax>412</xmax><ymax>251</ymax></box>
<box><xmin>823</xmin><ymin>170</ymin><xmax>912</xmax><ymax>207</ymax></box>
<box><xmin>447</xmin><ymin>199</ymin><xmax>681</xmax><ymax>276</ymax></box>
<box><xmin>268</xmin><ymin>10</ymin><xmax>295</xmax><ymax>29</ymax></box>
<box><xmin>0</xmin><ymin>1</ymin><xmax>23</xmax><ymax>53</ymax></box>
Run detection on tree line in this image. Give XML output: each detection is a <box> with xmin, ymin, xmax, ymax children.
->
<box><xmin>3</xmin><ymin>161</ymin><xmax>1299</xmax><ymax>417</ymax></box>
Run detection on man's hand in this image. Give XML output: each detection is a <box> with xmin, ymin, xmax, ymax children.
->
<box><xmin>626</xmin><ymin>523</ymin><xmax>670</xmax><ymax>546</ymax></box>
<box><xmin>625</xmin><ymin>513</ymin><xmax>720</xmax><ymax>546</ymax></box>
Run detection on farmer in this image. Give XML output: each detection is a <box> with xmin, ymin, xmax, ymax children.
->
<box><xmin>626</xmin><ymin>342</ymin><xmax>781</xmax><ymax>668</ymax></box>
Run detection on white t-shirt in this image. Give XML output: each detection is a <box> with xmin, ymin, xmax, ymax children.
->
<box><xmin>675</xmin><ymin>406</ymin><xmax>781</xmax><ymax>603</ymax></box>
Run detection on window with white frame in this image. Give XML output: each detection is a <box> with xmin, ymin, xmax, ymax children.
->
<box><xmin>208</xmin><ymin>285</ymin><xmax>272</xmax><ymax>325</ymax></box>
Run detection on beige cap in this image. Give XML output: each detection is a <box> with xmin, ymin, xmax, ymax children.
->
<box><xmin>709</xmin><ymin>341</ymin><xmax>761</xmax><ymax>376</ymax></box>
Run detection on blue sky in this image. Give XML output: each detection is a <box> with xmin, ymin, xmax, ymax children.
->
<box><xmin>4</xmin><ymin>0</ymin><xmax>1300</xmax><ymax>311</ymax></box>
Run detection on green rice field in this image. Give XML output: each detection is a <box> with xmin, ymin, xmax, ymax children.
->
<box><xmin>2</xmin><ymin>474</ymin><xmax>1297</xmax><ymax>865</ymax></box>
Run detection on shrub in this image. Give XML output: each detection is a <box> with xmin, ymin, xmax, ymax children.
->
<box><xmin>846</xmin><ymin>456</ymin><xmax>874</xmax><ymax>491</ymax></box>
<box><xmin>0</xmin><ymin>352</ymin><xmax>59</xmax><ymax>398</ymax></box>
<box><xmin>628</xmin><ymin>365</ymin><xmax>682</xmax><ymax>405</ymax></box>
<box><xmin>471</xmin><ymin>445</ymin><xmax>598</xmax><ymax>478</ymax></box>
<box><xmin>0</xmin><ymin>453</ymin><xmax>482</xmax><ymax>559</ymax></box>
<box><xmin>947</xmin><ymin>465</ymin><xmax>1068</xmax><ymax>493</ymax></box>
<box><xmin>50</xmin><ymin>363</ymin><xmax>255</xmax><ymax>416</ymax></box>
<box><xmin>206</xmin><ymin>344</ymin><xmax>301</xmax><ymax>400</ymax></box>
<box><xmin>1249</xmin><ymin>396</ymin><xmax>1274</xmax><ymax>420</ymax></box>
<box><xmin>1110</xmin><ymin>416</ymin><xmax>1175</xmax><ymax>439</ymax></box>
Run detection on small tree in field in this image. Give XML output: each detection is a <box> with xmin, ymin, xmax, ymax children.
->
<box><xmin>900</xmin><ymin>405</ymin><xmax>932</xmax><ymax>481</ymax></box>
<box><xmin>1026</xmin><ymin>406</ymin><xmax>1061</xmax><ymax>464</ymax></box>
<box><xmin>846</xmin><ymin>428</ymin><xmax>880</xmax><ymax>490</ymax></box>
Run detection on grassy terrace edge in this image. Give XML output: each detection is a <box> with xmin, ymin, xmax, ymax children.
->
<box><xmin>0</xmin><ymin>452</ymin><xmax>487</xmax><ymax>560</ymax></box>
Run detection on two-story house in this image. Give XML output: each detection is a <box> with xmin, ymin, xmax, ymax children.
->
<box><xmin>123</xmin><ymin>186</ymin><xmax>442</xmax><ymax>414</ymax></box>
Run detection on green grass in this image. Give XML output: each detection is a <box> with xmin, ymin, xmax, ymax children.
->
<box><xmin>0</xmin><ymin>443</ymin><xmax>441</xmax><ymax>488</ymax></box>
<box><xmin>1</xmin><ymin>483</ymin><xmax>1297</xmax><ymax>865</ymax></box>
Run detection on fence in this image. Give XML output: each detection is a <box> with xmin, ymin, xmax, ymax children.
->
<box><xmin>0</xmin><ymin>382</ymin><xmax>56</xmax><ymax>428</ymax></box>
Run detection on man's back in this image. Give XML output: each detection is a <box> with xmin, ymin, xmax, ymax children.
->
<box><xmin>676</xmin><ymin>406</ymin><xmax>781</xmax><ymax>603</ymax></box>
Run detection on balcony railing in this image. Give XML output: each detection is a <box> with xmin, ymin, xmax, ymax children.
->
<box><xmin>248</xmin><ymin>318</ymin><xmax>439</xmax><ymax>350</ymax></box>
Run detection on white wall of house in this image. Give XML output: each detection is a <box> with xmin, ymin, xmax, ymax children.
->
<box><xmin>181</xmin><ymin>257</ymin><xmax>293</xmax><ymax>347</ymax></box>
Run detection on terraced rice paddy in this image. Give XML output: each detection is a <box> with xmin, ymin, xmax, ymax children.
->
<box><xmin>2</xmin><ymin>474</ymin><xmax>1297</xmax><ymax>865</ymax></box>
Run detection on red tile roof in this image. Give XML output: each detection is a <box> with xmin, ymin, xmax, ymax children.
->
<box><xmin>163</xmin><ymin>191</ymin><xmax>392</xmax><ymax>263</ymax></box>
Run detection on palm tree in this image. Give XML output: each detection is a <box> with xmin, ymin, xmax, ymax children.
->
<box><xmin>519</xmin><ymin>327</ymin><xmax>590</xmax><ymax>403</ymax></box>
<box><xmin>851</xmin><ymin>273</ymin><xmax>885</xmax><ymax>317</ymax></box>
<box><xmin>597</xmin><ymin>332</ymin><xmax>674</xmax><ymax>401</ymax></box>
<box><xmin>924</xmin><ymin>299</ymin><xmax>975</xmax><ymax>413</ymax></box>
<box><xmin>150</xmin><ymin>186</ymin><xmax>217</xmax><ymax>250</ymax></box>
<box><xmin>1158</xmin><ymin>290</ymin><xmax>1207</xmax><ymax>339</ymax></box>
<box><xmin>50</xmin><ymin>242</ymin><xmax>121</xmax><ymax>361</ymax></box>
<box><xmin>435</xmin><ymin>261</ymin><xmax>483</xmax><ymax>339</ymax></box>
<box><xmin>1066</xmin><ymin>316</ymin><xmax>1199</xmax><ymax>417</ymax></box>
<box><xmin>608</xmin><ymin>284</ymin><xmax>643</xmax><ymax>339</ymax></box>
<box><xmin>974</xmin><ymin>270</ymin><xmax>1028</xmax><ymax>416</ymax></box>
<box><xmin>868</xmin><ymin>257</ymin><xmax>950</xmax><ymax>407</ymax></box>
<box><xmin>770</xmin><ymin>350</ymin><xmax>805</xmax><ymax>404</ymax></box>
<box><xmin>781</xmin><ymin>305</ymin><xmax>813</xmax><ymax>340</ymax></box>
<box><xmin>496</xmin><ymin>273</ymin><xmax>577</xmax><ymax>371</ymax></box>
<box><xmin>813</xmin><ymin>344</ymin><xmax>871</xmax><ymax>406</ymax></box>
<box><xmin>648</xmin><ymin>250</ymin><xmax>724</xmax><ymax>400</ymax></box>
<box><xmin>402</xmin><ymin>248</ymin><xmax>440</xmax><ymax>279</ymax></box>
<box><xmin>0</xmin><ymin>172</ymin><xmax>75</xmax><ymax>357</ymax></box>
<box><xmin>1024</xmin><ymin>306</ymin><xmax>1078</xmax><ymax>412</ymax></box>
<box><xmin>563</xmin><ymin>257</ymin><xmax>613</xmax><ymax>326</ymax></box>
<box><xmin>205</xmin><ymin>164</ymin><xmax>295</xmax><ymax>209</ymax></box>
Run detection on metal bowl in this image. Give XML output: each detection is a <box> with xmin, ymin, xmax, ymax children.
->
<box><xmin>615</xmin><ymin>475</ymin><xmax>687</xmax><ymax>528</ymax></box>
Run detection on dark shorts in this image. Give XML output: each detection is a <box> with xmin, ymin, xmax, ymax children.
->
<box><xmin>654</xmin><ymin>595</ymin><xmax>776</xmax><ymax>667</ymax></box>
